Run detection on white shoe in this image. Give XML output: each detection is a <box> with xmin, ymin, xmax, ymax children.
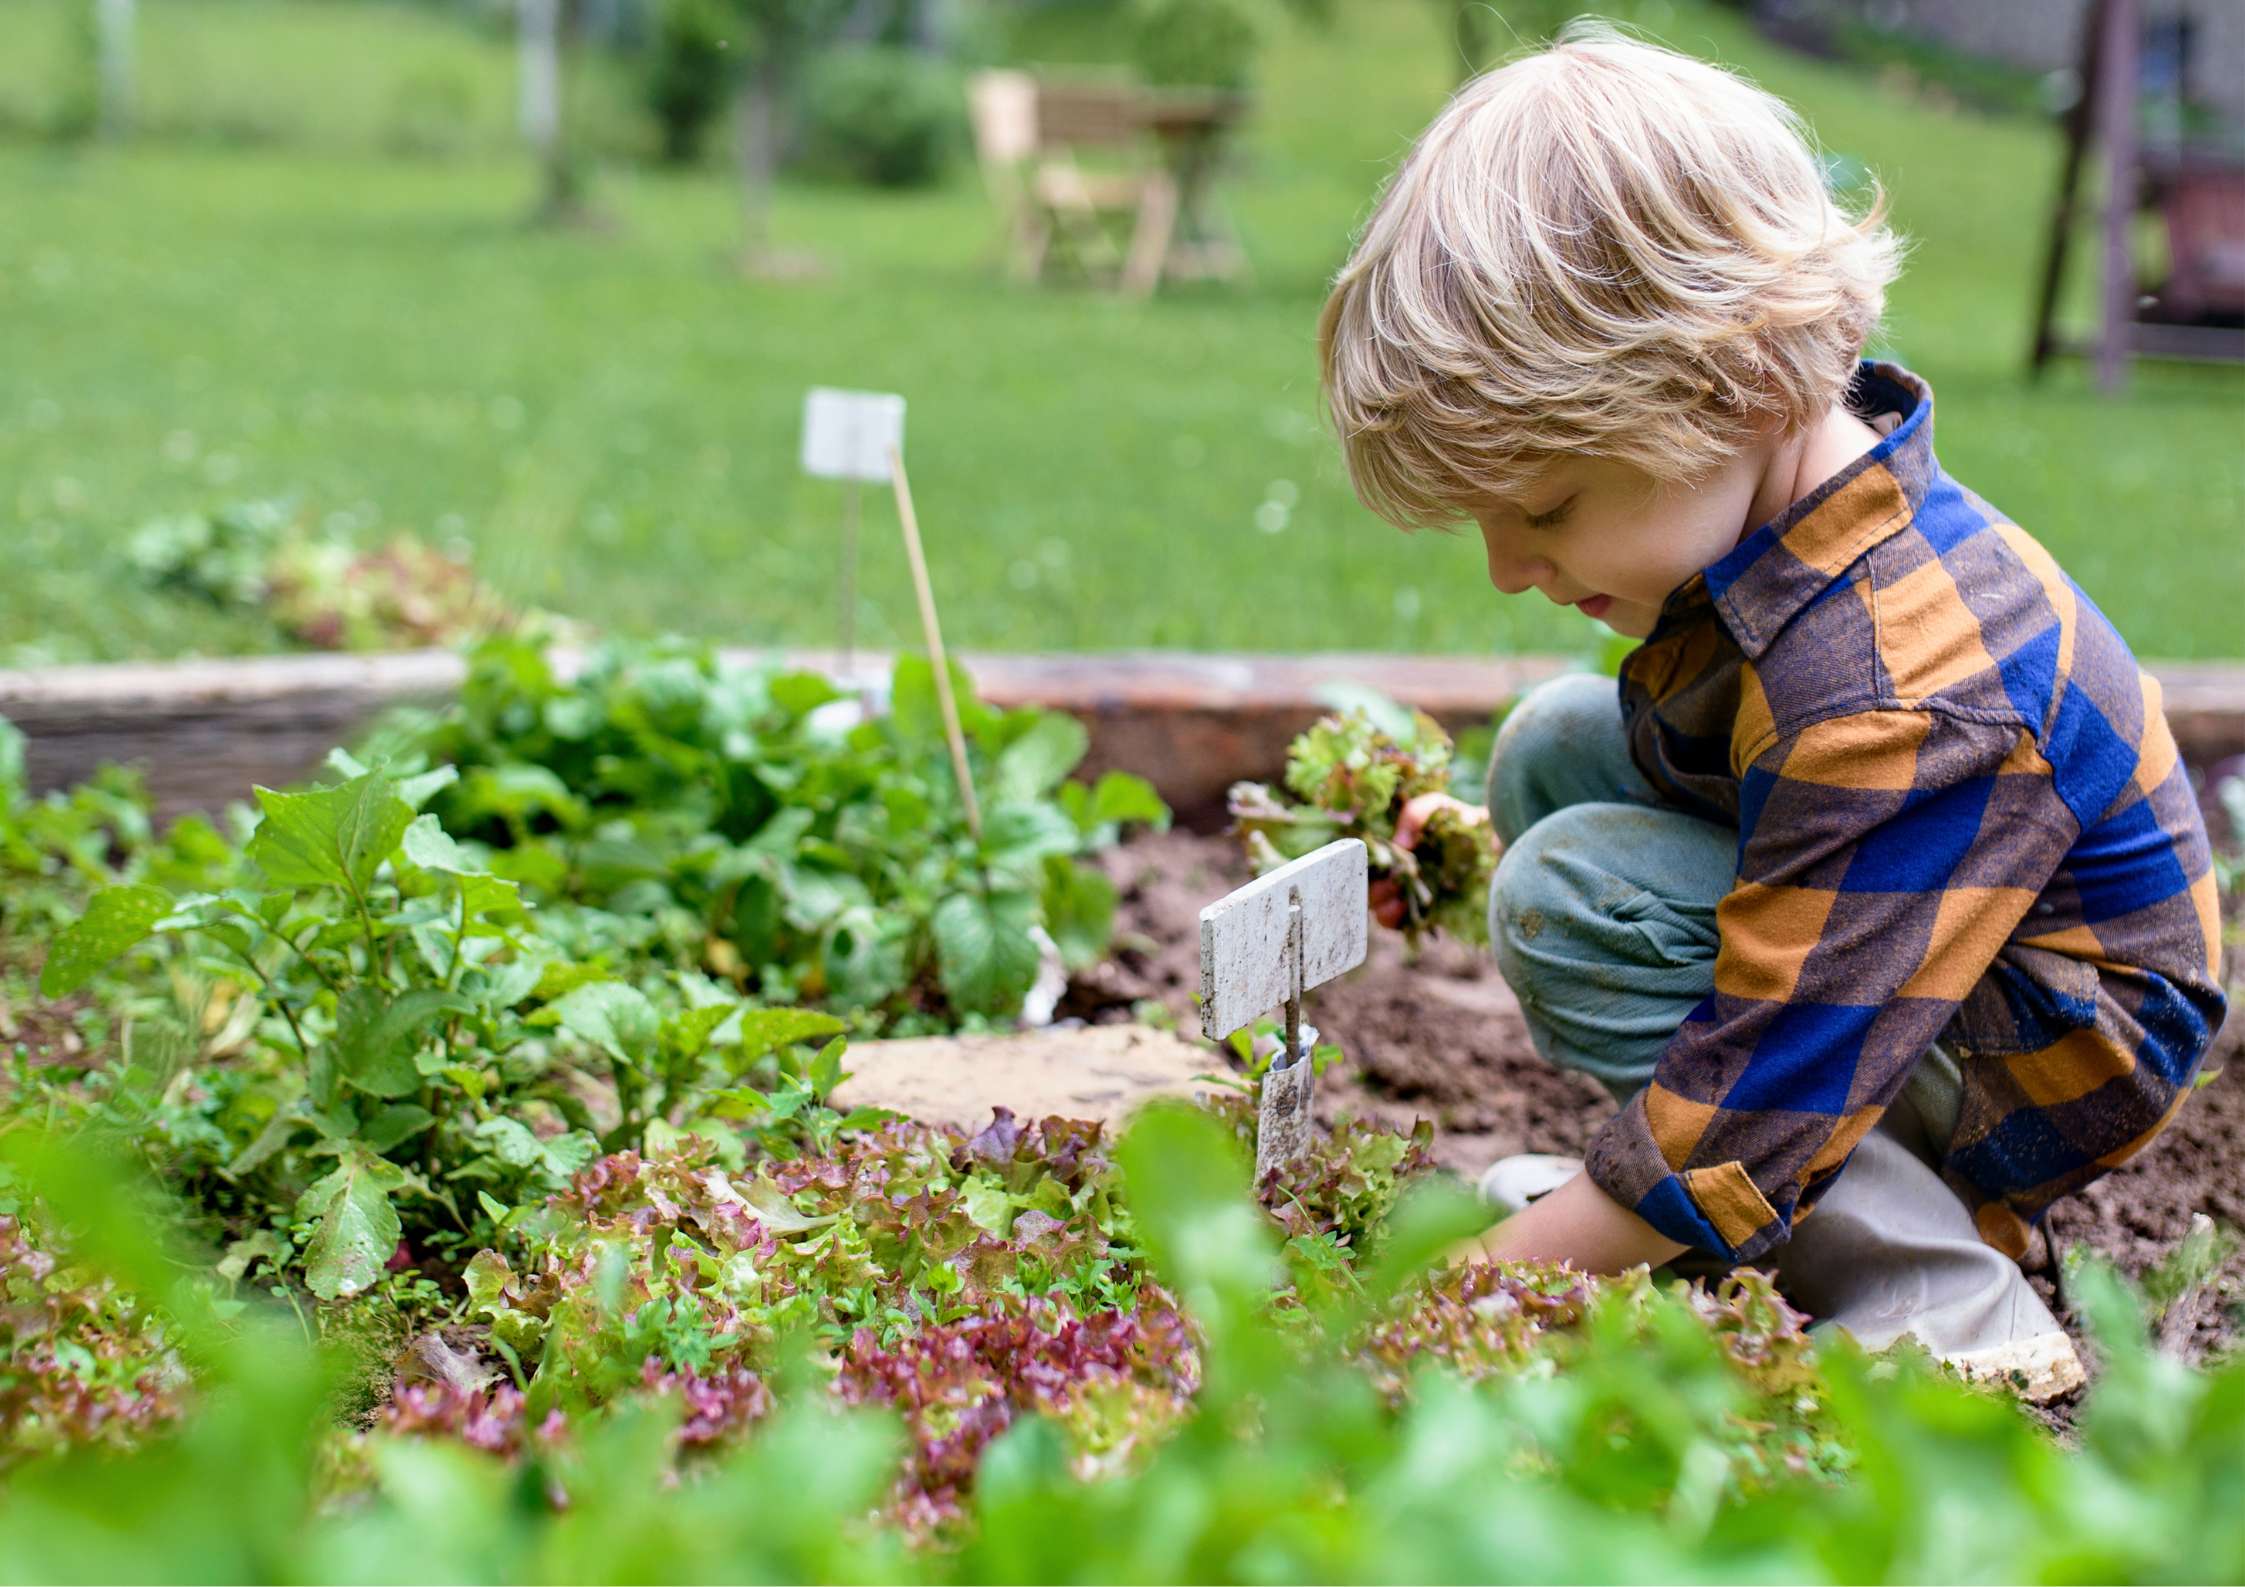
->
<box><xmin>1935</xmin><ymin>1330</ymin><xmax>2087</xmax><ymax>1404</ymax></box>
<box><xmin>1475</xmin><ymin>1153</ymin><xmax>1583</xmax><ymax>1215</ymax></box>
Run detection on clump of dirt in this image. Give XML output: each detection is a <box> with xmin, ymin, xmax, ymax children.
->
<box><xmin>0</xmin><ymin>980</ymin><xmax>94</xmax><ymax>1069</ymax></box>
<box><xmin>1083</xmin><ymin>827</ymin><xmax>2244</xmax><ymax>1368</ymax></box>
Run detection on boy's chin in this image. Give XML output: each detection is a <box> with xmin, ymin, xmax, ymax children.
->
<box><xmin>1594</xmin><ymin>602</ymin><xmax>1659</xmax><ymax>639</ymax></box>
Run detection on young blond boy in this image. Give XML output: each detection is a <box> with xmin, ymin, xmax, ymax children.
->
<box><xmin>1321</xmin><ymin>27</ymin><xmax>2227</xmax><ymax>1381</ymax></box>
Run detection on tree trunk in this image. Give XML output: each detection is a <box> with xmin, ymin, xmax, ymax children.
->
<box><xmin>94</xmin><ymin>0</ymin><xmax>134</xmax><ymax>138</ymax></box>
<box><xmin>520</xmin><ymin>0</ymin><xmax>586</xmax><ymax>224</ymax></box>
<box><xmin>736</xmin><ymin>58</ymin><xmax>781</xmax><ymax>265</ymax></box>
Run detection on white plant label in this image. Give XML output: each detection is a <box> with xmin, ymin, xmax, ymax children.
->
<box><xmin>801</xmin><ymin>388</ymin><xmax>907</xmax><ymax>483</ymax></box>
<box><xmin>1198</xmin><ymin>839</ymin><xmax>1368</xmax><ymax>1039</ymax></box>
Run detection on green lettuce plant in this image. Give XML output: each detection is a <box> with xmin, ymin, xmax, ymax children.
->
<box><xmin>30</xmin><ymin>763</ymin><xmax>838</xmax><ymax>1304</ymax></box>
<box><xmin>400</xmin><ymin>638</ymin><xmax>1168</xmax><ymax>1026</ymax></box>
<box><xmin>1229</xmin><ymin>703</ymin><xmax>1494</xmax><ymax>944</ymax></box>
<box><xmin>6</xmin><ymin>1103</ymin><xmax>2242</xmax><ymax>1582</ymax></box>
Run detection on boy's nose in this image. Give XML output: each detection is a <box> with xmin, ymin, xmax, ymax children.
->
<box><xmin>1483</xmin><ymin>541</ymin><xmax>1553</xmax><ymax>597</ymax></box>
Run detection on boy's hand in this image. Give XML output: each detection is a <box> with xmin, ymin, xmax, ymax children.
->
<box><xmin>1370</xmin><ymin>793</ymin><xmax>1495</xmax><ymax>929</ymax></box>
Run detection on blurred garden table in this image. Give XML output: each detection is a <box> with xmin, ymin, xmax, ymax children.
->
<box><xmin>1121</xmin><ymin>90</ymin><xmax>1252</xmax><ymax>298</ymax></box>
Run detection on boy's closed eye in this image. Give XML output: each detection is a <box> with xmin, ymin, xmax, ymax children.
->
<box><xmin>1524</xmin><ymin>497</ymin><xmax>1575</xmax><ymax>530</ymax></box>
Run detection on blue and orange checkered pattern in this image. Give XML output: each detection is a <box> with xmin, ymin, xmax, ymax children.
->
<box><xmin>1585</xmin><ymin>362</ymin><xmax>2227</xmax><ymax>1263</ymax></box>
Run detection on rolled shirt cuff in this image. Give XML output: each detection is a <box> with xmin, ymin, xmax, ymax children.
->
<box><xmin>1585</xmin><ymin>1091</ymin><xmax>1791</xmax><ymax>1263</ymax></box>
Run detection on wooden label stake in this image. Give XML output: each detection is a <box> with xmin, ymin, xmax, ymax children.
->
<box><xmin>886</xmin><ymin>444</ymin><xmax>982</xmax><ymax>843</ymax></box>
<box><xmin>801</xmin><ymin>387</ymin><xmax>904</xmax><ymax>681</ymax></box>
<box><xmin>1198</xmin><ymin>839</ymin><xmax>1368</xmax><ymax>1177</ymax></box>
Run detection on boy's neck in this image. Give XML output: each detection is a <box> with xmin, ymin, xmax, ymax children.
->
<box><xmin>1740</xmin><ymin>406</ymin><xmax>1887</xmax><ymax>545</ymax></box>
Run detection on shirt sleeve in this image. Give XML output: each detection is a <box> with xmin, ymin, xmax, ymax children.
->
<box><xmin>1584</xmin><ymin>706</ymin><xmax>2077</xmax><ymax>1262</ymax></box>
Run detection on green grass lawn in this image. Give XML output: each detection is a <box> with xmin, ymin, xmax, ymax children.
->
<box><xmin>1</xmin><ymin>0</ymin><xmax>2239</xmax><ymax>667</ymax></box>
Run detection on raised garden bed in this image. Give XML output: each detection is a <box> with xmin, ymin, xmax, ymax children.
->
<box><xmin>3</xmin><ymin>642</ymin><xmax>2241</xmax><ymax>1577</ymax></box>
<box><xmin>11</xmin><ymin>648</ymin><xmax>2245</xmax><ymax>826</ymax></box>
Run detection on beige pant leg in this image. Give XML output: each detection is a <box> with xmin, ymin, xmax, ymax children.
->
<box><xmin>1766</xmin><ymin>1123</ymin><xmax>2063</xmax><ymax>1355</ymax></box>
<box><xmin>1770</xmin><ymin>1050</ymin><xmax>2066</xmax><ymax>1356</ymax></box>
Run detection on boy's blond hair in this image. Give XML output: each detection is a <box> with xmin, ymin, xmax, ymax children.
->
<box><xmin>1320</xmin><ymin>25</ymin><xmax>1901</xmax><ymax>528</ymax></box>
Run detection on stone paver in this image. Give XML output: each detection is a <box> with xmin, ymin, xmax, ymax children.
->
<box><xmin>830</xmin><ymin>1022</ymin><xmax>1225</xmax><ymax>1130</ymax></box>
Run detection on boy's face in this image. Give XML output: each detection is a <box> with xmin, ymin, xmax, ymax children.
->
<box><xmin>1468</xmin><ymin>445</ymin><xmax>1774</xmax><ymax>639</ymax></box>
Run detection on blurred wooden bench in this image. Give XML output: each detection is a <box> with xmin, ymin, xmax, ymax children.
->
<box><xmin>969</xmin><ymin>72</ymin><xmax>1163</xmax><ymax>288</ymax></box>
<box><xmin>968</xmin><ymin>72</ymin><xmax>1249</xmax><ymax>296</ymax></box>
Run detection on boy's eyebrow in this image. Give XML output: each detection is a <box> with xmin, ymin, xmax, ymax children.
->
<box><xmin>1504</xmin><ymin>476</ymin><xmax>1579</xmax><ymax>512</ymax></box>
<box><xmin>1478</xmin><ymin>493</ymin><xmax>1565</xmax><ymax>524</ymax></box>
<box><xmin>1465</xmin><ymin>461</ymin><xmax>1584</xmax><ymax>518</ymax></box>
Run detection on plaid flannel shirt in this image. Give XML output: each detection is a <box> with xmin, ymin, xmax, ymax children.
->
<box><xmin>1585</xmin><ymin>361</ymin><xmax>2227</xmax><ymax>1263</ymax></box>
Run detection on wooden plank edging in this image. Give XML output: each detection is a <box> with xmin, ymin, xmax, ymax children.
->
<box><xmin>3</xmin><ymin>648</ymin><xmax>2241</xmax><ymax>825</ymax></box>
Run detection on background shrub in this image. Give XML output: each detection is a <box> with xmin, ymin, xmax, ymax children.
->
<box><xmin>1130</xmin><ymin>0</ymin><xmax>1259</xmax><ymax>91</ymax></box>
<box><xmin>795</xmin><ymin>44</ymin><xmax>959</xmax><ymax>188</ymax></box>
<box><xmin>644</xmin><ymin>0</ymin><xmax>736</xmax><ymax>163</ymax></box>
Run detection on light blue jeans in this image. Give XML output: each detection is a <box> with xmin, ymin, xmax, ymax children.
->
<box><xmin>1486</xmin><ymin>674</ymin><xmax>1734</xmax><ymax>1102</ymax></box>
<box><xmin>1484</xmin><ymin>675</ymin><xmax>2056</xmax><ymax>1358</ymax></box>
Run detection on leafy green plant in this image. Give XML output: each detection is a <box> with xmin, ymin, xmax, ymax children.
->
<box><xmin>259</xmin><ymin>1096</ymin><xmax>1834</xmax><ymax>1534</ymax></box>
<box><xmin>0</xmin><ymin>752</ymin><xmax>150</xmax><ymax>947</ymax></box>
<box><xmin>28</xmin><ymin>761</ymin><xmax>836</xmax><ymax>1305</ymax></box>
<box><xmin>1201</xmin><ymin>1088</ymin><xmax>1434</xmax><ymax>1253</ymax></box>
<box><xmin>0</xmin><ymin>1212</ymin><xmax>187</xmax><ymax>1472</ymax></box>
<box><xmin>403</xmin><ymin>638</ymin><xmax>1167</xmax><ymax>1027</ymax></box>
<box><xmin>643</xmin><ymin>0</ymin><xmax>736</xmax><ymax>163</ymax></box>
<box><xmin>8</xmin><ymin>632</ymin><xmax>1167</xmax><ymax>1320</ymax></box>
<box><xmin>11</xmin><ymin>676</ymin><xmax>2241</xmax><ymax>1581</ymax></box>
<box><xmin>126</xmin><ymin>499</ymin><xmax>519</xmax><ymax>652</ymax></box>
<box><xmin>451</xmin><ymin>1104</ymin><xmax>1191</xmax><ymax>1527</ymax></box>
<box><xmin>8</xmin><ymin>1099</ymin><xmax>2243</xmax><ymax>1583</ymax></box>
<box><xmin>1130</xmin><ymin>0</ymin><xmax>1259</xmax><ymax>92</ymax></box>
<box><xmin>1228</xmin><ymin>701</ymin><xmax>1494</xmax><ymax>943</ymax></box>
<box><xmin>0</xmin><ymin>716</ymin><xmax>242</xmax><ymax>982</ymax></box>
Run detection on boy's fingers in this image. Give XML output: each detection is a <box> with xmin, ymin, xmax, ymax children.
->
<box><xmin>1368</xmin><ymin>877</ymin><xmax>1404</xmax><ymax>929</ymax></box>
<box><xmin>1392</xmin><ymin>794</ymin><xmax>1436</xmax><ymax>852</ymax></box>
<box><xmin>1394</xmin><ymin>792</ymin><xmax>1492</xmax><ymax>853</ymax></box>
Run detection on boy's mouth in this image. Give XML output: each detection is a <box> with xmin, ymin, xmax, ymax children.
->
<box><xmin>1571</xmin><ymin>594</ymin><xmax>1614</xmax><ymax>620</ymax></box>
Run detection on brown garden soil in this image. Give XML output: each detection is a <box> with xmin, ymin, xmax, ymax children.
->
<box><xmin>1075</xmin><ymin>828</ymin><xmax>2245</xmax><ymax>1375</ymax></box>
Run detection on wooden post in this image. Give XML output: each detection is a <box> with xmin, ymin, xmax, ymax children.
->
<box><xmin>2091</xmin><ymin>0</ymin><xmax>2142</xmax><ymax>392</ymax></box>
<box><xmin>2028</xmin><ymin>0</ymin><xmax>2104</xmax><ymax>378</ymax></box>
<box><xmin>520</xmin><ymin>0</ymin><xmax>589</xmax><ymax>224</ymax></box>
<box><xmin>886</xmin><ymin>446</ymin><xmax>982</xmax><ymax>843</ymax></box>
<box><xmin>737</xmin><ymin>56</ymin><xmax>781</xmax><ymax>265</ymax></box>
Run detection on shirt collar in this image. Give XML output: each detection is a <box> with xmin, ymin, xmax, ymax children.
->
<box><xmin>1688</xmin><ymin>360</ymin><xmax>1937</xmax><ymax>660</ymax></box>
